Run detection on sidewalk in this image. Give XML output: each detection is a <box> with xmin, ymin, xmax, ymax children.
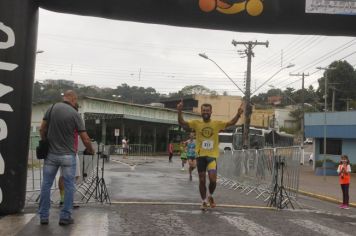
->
<box><xmin>298</xmin><ymin>164</ymin><xmax>356</xmax><ymax>207</ymax></box>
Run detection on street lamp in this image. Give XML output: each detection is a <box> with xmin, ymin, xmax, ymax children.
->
<box><xmin>198</xmin><ymin>53</ymin><xmax>245</xmax><ymax>95</ymax></box>
<box><xmin>316</xmin><ymin>66</ymin><xmax>336</xmax><ymax>180</ymax></box>
<box><xmin>252</xmin><ymin>63</ymin><xmax>295</xmax><ymax>95</ymax></box>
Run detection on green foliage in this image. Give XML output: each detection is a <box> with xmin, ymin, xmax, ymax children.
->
<box><xmin>316</xmin><ymin>60</ymin><xmax>356</xmax><ymax>111</ymax></box>
<box><xmin>167</xmin><ymin>85</ymin><xmax>218</xmax><ymax>100</ymax></box>
<box><xmin>179</xmin><ymin>85</ymin><xmax>217</xmax><ymax>96</ymax></box>
<box><xmin>33</xmin><ymin>80</ymin><xmax>222</xmax><ymax>105</ymax></box>
<box><xmin>32</xmin><ymin>81</ymin><xmax>163</xmax><ymax>105</ymax></box>
<box><xmin>279</xmin><ymin>127</ymin><xmax>299</xmax><ymax>135</ymax></box>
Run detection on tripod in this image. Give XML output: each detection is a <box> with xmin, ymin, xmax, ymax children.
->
<box><xmin>268</xmin><ymin>156</ymin><xmax>294</xmax><ymax>209</ymax></box>
<box><xmin>83</xmin><ymin>143</ymin><xmax>111</xmax><ymax>204</ymax></box>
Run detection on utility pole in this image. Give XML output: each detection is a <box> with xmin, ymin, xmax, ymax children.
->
<box><xmin>289</xmin><ymin>72</ymin><xmax>309</xmax><ymax>143</ymax></box>
<box><xmin>232</xmin><ymin>40</ymin><xmax>269</xmax><ymax>149</ymax></box>
<box><xmin>328</xmin><ymin>83</ymin><xmax>340</xmax><ymax>112</ymax></box>
<box><xmin>331</xmin><ymin>86</ymin><xmax>336</xmax><ymax>112</ymax></box>
<box><xmin>340</xmin><ymin>98</ymin><xmax>352</xmax><ymax>111</ymax></box>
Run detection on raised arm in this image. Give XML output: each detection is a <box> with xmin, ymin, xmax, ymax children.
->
<box><xmin>177</xmin><ymin>99</ymin><xmax>189</xmax><ymax>129</ymax></box>
<box><xmin>225</xmin><ymin>101</ymin><xmax>244</xmax><ymax>128</ymax></box>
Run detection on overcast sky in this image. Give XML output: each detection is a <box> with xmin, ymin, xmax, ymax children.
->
<box><xmin>35</xmin><ymin>9</ymin><xmax>356</xmax><ymax>97</ymax></box>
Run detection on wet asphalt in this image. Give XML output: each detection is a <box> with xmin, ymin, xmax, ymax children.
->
<box><xmin>2</xmin><ymin>155</ymin><xmax>356</xmax><ymax>236</ymax></box>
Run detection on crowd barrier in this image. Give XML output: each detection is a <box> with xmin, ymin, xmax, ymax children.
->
<box><xmin>26</xmin><ymin>139</ymin><xmax>151</xmax><ymax>205</ymax></box>
<box><xmin>26</xmin><ymin>136</ymin><xmax>99</xmax><ymax>205</ymax></box>
<box><xmin>106</xmin><ymin>144</ymin><xmax>153</xmax><ymax>160</ymax></box>
<box><xmin>217</xmin><ymin>146</ymin><xmax>301</xmax><ymax>208</ymax></box>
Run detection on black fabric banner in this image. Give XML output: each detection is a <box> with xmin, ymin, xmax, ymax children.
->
<box><xmin>0</xmin><ymin>0</ymin><xmax>39</xmax><ymax>214</ymax></box>
<box><xmin>39</xmin><ymin>0</ymin><xmax>356</xmax><ymax>36</ymax></box>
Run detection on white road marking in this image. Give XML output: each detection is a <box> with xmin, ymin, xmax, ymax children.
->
<box><xmin>220</xmin><ymin>215</ymin><xmax>281</xmax><ymax>236</ymax></box>
<box><xmin>290</xmin><ymin>219</ymin><xmax>352</xmax><ymax>236</ymax></box>
<box><xmin>70</xmin><ymin>212</ymin><xmax>109</xmax><ymax>236</ymax></box>
<box><xmin>0</xmin><ymin>213</ymin><xmax>35</xmax><ymax>236</ymax></box>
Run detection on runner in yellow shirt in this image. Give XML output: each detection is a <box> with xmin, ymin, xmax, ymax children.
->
<box><xmin>177</xmin><ymin>100</ymin><xmax>244</xmax><ymax>210</ymax></box>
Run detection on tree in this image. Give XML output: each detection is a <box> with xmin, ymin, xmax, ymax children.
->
<box><xmin>114</xmin><ymin>83</ymin><xmax>161</xmax><ymax>104</ymax></box>
<box><xmin>179</xmin><ymin>85</ymin><xmax>217</xmax><ymax>96</ymax></box>
<box><xmin>316</xmin><ymin>60</ymin><xmax>356</xmax><ymax>111</ymax></box>
<box><xmin>32</xmin><ymin>81</ymin><xmax>163</xmax><ymax>105</ymax></box>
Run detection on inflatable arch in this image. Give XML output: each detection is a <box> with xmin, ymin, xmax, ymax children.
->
<box><xmin>1</xmin><ymin>0</ymin><xmax>356</xmax><ymax>214</ymax></box>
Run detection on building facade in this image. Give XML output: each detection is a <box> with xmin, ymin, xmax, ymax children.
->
<box><xmin>31</xmin><ymin>97</ymin><xmax>200</xmax><ymax>153</ymax></box>
<box><xmin>161</xmin><ymin>95</ymin><xmax>297</xmax><ymax>131</ymax></box>
<box><xmin>305</xmin><ymin>111</ymin><xmax>356</xmax><ymax>165</ymax></box>
<box><xmin>161</xmin><ymin>94</ymin><xmax>244</xmax><ymax>123</ymax></box>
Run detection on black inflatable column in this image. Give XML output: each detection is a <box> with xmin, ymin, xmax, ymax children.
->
<box><xmin>0</xmin><ymin>0</ymin><xmax>39</xmax><ymax>214</ymax></box>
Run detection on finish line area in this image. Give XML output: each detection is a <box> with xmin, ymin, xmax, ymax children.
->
<box><xmin>15</xmin><ymin>154</ymin><xmax>356</xmax><ymax>235</ymax></box>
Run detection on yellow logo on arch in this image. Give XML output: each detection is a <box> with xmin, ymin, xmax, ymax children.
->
<box><xmin>199</xmin><ymin>0</ymin><xmax>264</xmax><ymax>16</ymax></box>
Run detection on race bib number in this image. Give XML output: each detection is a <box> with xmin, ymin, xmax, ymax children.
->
<box><xmin>202</xmin><ymin>140</ymin><xmax>214</xmax><ymax>150</ymax></box>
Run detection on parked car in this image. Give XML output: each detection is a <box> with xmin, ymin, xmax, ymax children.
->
<box><xmin>304</xmin><ymin>138</ymin><xmax>313</xmax><ymax>144</ymax></box>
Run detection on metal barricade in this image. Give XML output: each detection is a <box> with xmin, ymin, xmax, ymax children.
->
<box><xmin>217</xmin><ymin>146</ymin><xmax>301</xmax><ymax>208</ymax></box>
<box><xmin>107</xmin><ymin>144</ymin><xmax>153</xmax><ymax>159</ymax></box>
<box><xmin>274</xmin><ymin>146</ymin><xmax>301</xmax><ymax>201</ymax></box>
<box><xmin>26</xmin><ymin>135</ymin><xmax>47</xmax><ymax>204</ymax></box>
<box><xmin>26</xmin><ymin>136</ymin><xmax>99</xmax><ymax>205</ymax></box>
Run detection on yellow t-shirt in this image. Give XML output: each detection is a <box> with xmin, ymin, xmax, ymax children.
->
<box><xmin>187</xmin><ymin>119</ymin><xmax>227</xmax><ymax>158</ymax></box>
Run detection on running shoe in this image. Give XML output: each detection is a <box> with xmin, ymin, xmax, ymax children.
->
<box><xmin>343</xmin><ymin>205</ymin><xmax>350</xmax><ymax>209</ymax></box>
<box><xmin>181</xmin><ymin>167</ymin><xmax>185</xmax><ymax>171</ymax></box>
<box><xmin>339</xmin><ymin>204</ymin><xmax>345</xmax><ymax>208</ymax></box>
<box><xmin>200</xmin><ymin>201</ymin><xmax>208</xmax><ymax>210</ymax></box>
<box><xmin>208</xmin><ymin>196</ymin><xmax>216</xmax><ymax>208</ymax></box>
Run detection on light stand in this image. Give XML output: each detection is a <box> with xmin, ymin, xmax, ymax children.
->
<box><xmin>77</xmin><ymin>119</ymin><xmax>111</xmax><ymax>204</ymax></box>
<box><xmin>84</xmin><ymin>143</ymin><xmax>111</xmax><ymax>204</ymax></box>
<box><xmin>268</xmin><ymin>156</ymin><xmax>294</xmax><ymax>209</ymax></box>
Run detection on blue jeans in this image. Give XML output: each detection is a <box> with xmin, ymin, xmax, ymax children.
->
<box><xmin>38</xmin><ymin>153</ymin><xmax>76</xmax><ymax>220</ymax></box>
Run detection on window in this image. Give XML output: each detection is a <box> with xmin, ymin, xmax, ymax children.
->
<box><xmin>319</xmin><ymin>139</ymin><xmax>342</xmax><ymax>155</ymax></box>
<box><xmin>219</xmin><ymin>134</ymin><xmax>233</xmax><ymax>143</ymax></box>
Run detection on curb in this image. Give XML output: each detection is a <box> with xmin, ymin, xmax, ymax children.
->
<box><xmin>298</xmin><ymin>189</ymin><xmax>356</xmax><ymax>208</ymax></box>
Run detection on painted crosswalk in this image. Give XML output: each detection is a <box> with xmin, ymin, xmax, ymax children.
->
<box><xmin>2</xmin><ymin>206</ymin><xmax>356</xmax><ymax>236</ymax></box>
<box><xmin>291</xmin><ymin>219</ymin><xmax>352</xmax><ymax>236</ymax></box>
<box><xmin>220</xmin><ymin>215</ymin><xmax>281</xmax><ymax>236</ymax></box>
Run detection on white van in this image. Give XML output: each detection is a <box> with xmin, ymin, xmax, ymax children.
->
<box><xmin>218</xmin><ymin>132</ymin><xmax>233</xmax><ymax>152</ymax></box>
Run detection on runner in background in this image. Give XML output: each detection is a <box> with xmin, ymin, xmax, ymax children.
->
<box><xmin>186</xmin><ymin>132</ymin><xmax>197</xmax><ymax>181</ymax></box>
<box><xmin>168</xmin><ymin>140</ymin><xmax>174</xmax><ymax>163</ymax></box>
<box><xmin>179</xmin><ymin>141</ymin><xmax>187</xmax><ymax>171</ymax></box>
<box><xmin>122</xmin><ymin>137</ymin><xmax>128</xmax><ymax>159</ymax></box>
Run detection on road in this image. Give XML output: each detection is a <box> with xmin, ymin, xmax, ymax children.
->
<box><xmin>1</xmin><ymin>154</ymin><xmax>356</xmax><ymax>236</ymax></box>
